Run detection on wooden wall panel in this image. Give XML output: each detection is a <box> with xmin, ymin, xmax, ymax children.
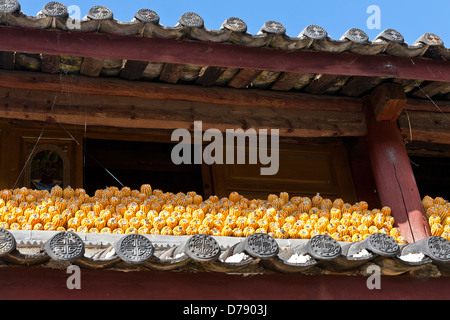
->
<box><xmin>211</xmin><ymin>142</ymin><xmax>357</xmax><ymax>203</ymax></box>
<box><xmin>0</xmin><ymin>122</ymin><xmax>83</xmax><ymax>190</ymax></box>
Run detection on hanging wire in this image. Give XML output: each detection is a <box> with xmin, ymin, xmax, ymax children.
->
<box><xmin>13</xmin><ymin>124</ymin><xmax>47</xmax><ymax>190</ymax></box>
<box><xmin>56</xmin><ymin>73</ymin><xmax>125</xmax><ymax>188</ymax></box>
<box><xmin>415</xmin><ymin>83</ymin><xmax>450</xmax><ymax>122</ymax></box>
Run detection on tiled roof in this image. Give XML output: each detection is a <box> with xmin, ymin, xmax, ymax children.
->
<box><xmin>1</xmin><ymin>228</ymin><xmax>450</xmax><ymax>277</ymax></box>
<box><xmin>0</xmin><ymin>1</ymin><xmax>449</xmax><ymax>100</ymax></box>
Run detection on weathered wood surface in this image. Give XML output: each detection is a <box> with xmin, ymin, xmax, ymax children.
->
<box><xmin>227</xmin><ymin>69</ymin><xmax>263</xmax><ymax>88</ymax></box>
<box><xmin>159</xmin><ymin>63</ymin><xmax>185</xmax><ymax>84</ymax></box>
<box><xmin>0</xmin><ymin>70</ymin><xmax>363</xmax><ymax>112</ymax></box>
<box><xmin>0</xmin><ymin>26</ymin><xmax>448</xmax><ymax>82</ymax></box>
<box><xmin>397</xmin><ymin>110</ymin><xmax>450</xmax><ymax>145</ymax></box>
<box><xmin>195</xmin><ymin>66</ymin><xmax>227</xmax><ymax>86</ymax></box>
<box><xmin>120</xmin><ymin>60</ymin><xmax>149</xmax><ymax>80</ymax></box>
<box><xmin>404</xmin><ymin>98</ymin><xmax>450</xmax><ymax>113</ymax></box>
<box><xmin>304</xmin><ymin>74</ymin><xmax>349</xmax><ymax>95</ymax></box>
<box><xmin>80</xmin><ymin>57</ymin><xmax>104</xmax><ymax>77</ymax></box>
<box><xmin>365</xmin><ymin>98</ymin><xmax>431</xmax><ymax>243</ymax></box>
<box><xmin>370</xmin><ymin>83</ymin><xmax>407</xmax><ymax>121</ymax></box>
<box><xmin>0</xmin><ymin>88</ymin><xmax>367</xmax><ymax>138</ymax></box>
<box><xmin>40</xmin><ymin>54</ymin><xmax>60</xmax><ymax>74</ymax></box>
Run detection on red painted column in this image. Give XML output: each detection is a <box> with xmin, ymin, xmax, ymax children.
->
<box><xmin>365</xmin><ymin>99</ymin><xmax>430</xmax><ymax>243</ymax></box>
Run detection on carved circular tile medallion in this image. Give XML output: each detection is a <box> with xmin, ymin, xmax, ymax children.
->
<box><xmin>42</xmin><ymin>2</ymin><xmax>68</xmax><ymax>17</ymax></box>
<box><xmin>178</xmin><ymin>12</ymin><xmax>204</xmax><ymax>28</ymax></box>
<box><xmin>301</xmin><ymin>25</ymin><xmax>327</xmax><ymax>40</ymax></box>
<box><xmin>221</xmin><ymin>17</ymin><xmax>247</xmax><ymax>33</ymax></box>
<box><xmin>45</xmin><ymin>231</ymin><xmax>84</xmax><ymax>262</ymax></box>
<box><xmin>368</xmin><ymin>233</ymin><xmax>400</xmax><ymax>256</ymax></box>
<box><xmin>245</xmin><ymin>233</ymin><xmax>279</xmax><ymax>258</ymax></box>
<box><xmin>307</xmin><ymin>234</ymin><xmax>341</xmax><ymax>260</ymax></box>
<box><xmin>115</xmin><ymin>234</ymin><xmax>154</xmax><ymax>264</ymax></box>
<box><xmin>343</xmin><ymin>28</ymin><xmax>369</xmax><ymax>43</ymax></box>
<box><xmin>419</xmin><ymin>33</ymin><xmax>444</xmax><ymax>46</ymax></box>
<box><xmin>427</xmin><ymin>236</ymin><xmax>450</xmax><ymax>262</ymax></box>
<box><xmin>87</xmin><ymin>5</ymin><xmax>113</xmax><ymax>20</ymax></box>
<box><xmin>376</xmin><ymin>28</ymin><xmax>404</xmax><ymax>43</ymax></box>
<box><xmin>185</xmin><ymin>234</ymin><xmax>220</xmax><ymax>261</ymax></box>
<box><xmin>0</xmin><ymin>0</ymin><xmax>20</xmax><ymax>13</ymax></box>
<box><xmin>134</xmin><ymin>9</ymin><xmax>159</xmax><ymax>24</ymax></box>
<box><xmin>261</xmin><ymin>21</ymin><xmax>286</xmax><ymax>35</ymax></box>
<box><xmin>0</xmin><ymin>228</ymin><xmax>16</xmax><ymax>256</ymax></box>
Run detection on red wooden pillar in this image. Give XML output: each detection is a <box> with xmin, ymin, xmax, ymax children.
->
<box><xmin>364</xmin><ymin>85</ymin><xmax>430</xmax><ymax>243</ymax></box>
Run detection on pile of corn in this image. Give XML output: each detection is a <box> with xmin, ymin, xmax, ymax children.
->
<box><xmin>0</xmin><ymin>185</ymin><xmax>405</xmax><ymax>243</ymax></box>
<box><xmin>422</xmin><ymin>195</ymin><xmax>450</xmax><ymax>240</ymax></box>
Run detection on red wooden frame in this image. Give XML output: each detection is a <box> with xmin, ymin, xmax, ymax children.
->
<box><xmin>0</xmin><ymin>25</ymin><xmax>448</xmax><ymax>82</ymax></box>
<box><xmin>1</xmin><ymin>266</ymin><xmax>450</xmax><ymax>300</ymax></box>
<box><xmin>365</xmin><ymin>101</ymin><xmax>430</xmax><ymax>243</ymax></box>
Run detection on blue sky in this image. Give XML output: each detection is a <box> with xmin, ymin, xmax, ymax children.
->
<box><xmin>18</xmin><ymin>0</ymin><xmax>449</xmax><ymax>45</ymax></box>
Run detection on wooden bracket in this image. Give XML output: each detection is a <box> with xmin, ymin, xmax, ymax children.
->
<box><xmin>369</xmin><ymin>83</ymin><xmax>407</xmax><ymax>121</ymax></box>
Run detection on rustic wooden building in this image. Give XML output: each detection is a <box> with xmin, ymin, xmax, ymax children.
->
<box><xmin>0</xmin><ymin>2</ymin><xmax>449</xmax><ymax>301</ymax></box>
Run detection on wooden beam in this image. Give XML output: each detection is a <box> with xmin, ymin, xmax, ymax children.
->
<box><xmin>227</xmin><ymin>69</ymin><xmax>263</xmax><ymax>88</ymax></box>
<box><xmin>159</xmin><ymin>63</ymin><xmax>185</xmax><ymax>84</ymax></box>
<box><xmin>120</xmin><ymin>60</ymin><xmax>149</xmax><ymax>80</ymax></box>
<box><xmin>369</xmin><ymin>83</ymin><xmax>407</xmax><ymax>121</ymax></box>
<box><xmin>340</xmin><ymin>76</ymin><xmax>386</xmax><ymax>97</ymax></box>
<box><xmin>411</xmin><ymin>81</ymin><xmax>450</xmax><ymax>99</ymax></box>
<box><xmin>0</xmin><ymin>51</ymin><xmax>14</xmax><ymax>70</ymax></box>
<box><xmin>41</xmin><ymin>54</ymin><xmax>60</xmax><ymax>74</ymax></box>
<box><xmin>304</xmin><ymin>74</ymin><xmax>348</xmax><ymax>95</ymax></box>
<box><xmin>404</xmin><ymin>98</ymin><xmax>450</xmax><ymax>113</ymax></box>
<box><xmin>80</xmin><ymin>57</ymin><xmax>104</xmax><ymax>77</ymax></box>
<box><xmin>195</xmin><ymin>66</ymin><xmax>226</xmax><ymax>86</ymax></box>
<box><xmin>398</xmin><ymin>110</ymin><xmax>450</xmax><ymax>145</ymax></box>
<box><xmin>0</xmin><ymin>26</ymin><xmax>449</xmax><ymax>82</ymax></box>
<box><xmin>0</xmin><ymin>88</ymin><xmax>367</xmax><ymax>138</ymax></box>
<box><xmin>270</xmin><ymin>72</ymin><xmax>303</xmax><ymax>91</ymax></box>
<box><xmin>365</xmin><ymin>98</ymin><xmax>430</xmax><ymax>243</ymax></box>
<box><xmin>0</xmin><ymin>70</ymin><xmax>363</xmax><ymax>112</ymax></box>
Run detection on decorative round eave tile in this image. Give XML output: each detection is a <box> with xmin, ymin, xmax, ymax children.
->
<box><xmin>115</xmin><ymin>233</ymin><xmax>154</xmax><ymax>264</ymax></box>
<box><xmin>300</xmin><ymin>24</ymin><xmax>327</xmax><ymax>40</ymax></box>
<box><xmin>427</xmin><ymin>236</ymin><xmax>450</xmax><ymax>262</ymax></box>
<box><xmin>221</xmin><ymin>17</ymin><xmax>247</xmax><ymax>33</ymax></box>
<box><xmin>342</xmin><ymin>28</ymin><xmax>369</xmax><ymax>44</ymax></box>
<box><xmin>307</xmin><ymin>234</ymin><xmax>341</xmax><ymax>260</ymax></box>
<box><xmin>178</xmin><ymin>12</ymin><xmax>204</xmax><ymax>28</ymax></box>
<box><xmin>416</xmin><ymin>33</ymin><xmax>444</xmax><ymax>46</ymax></box>
<box><xmin>260</xmin><ymin>20</ymin><xmax>286</xmax><ymax>35</ymax></box>
<box><xmin>0</xmin><ymin>228</ymin><xmax>16</xmax><ymax>256</ymax></box>
<box><xmin>185</xmin><ymin>234</ymin><xmax>220</xmax><ymax>261</ymax></box>
<box><xmin>244</xmin><ymin>233</ymin><xmax>279</xmax><ymax>259</ymax></box>
<box><xmin>134</xmin><ymin>9</ymin><xmax>159</xmax><ymax>24</ymax></box>
<box><xmin>87</xmin><ymin>5</ymin><xmax>113</xmax><ymax>21</ymax></box>
<box><xmin>44</xmin><ymin>231</ymin><xmax>85</xmax><ymax>262</ymax></box>
<box><xmin>375</xmin><ymin>28</ymin><xmax>404</xmax><ymax>43</ymax></box>
<box><xmin>367</xmin><ymin>233</ymin><xmax>400</xmax><ymax>257</ymax></box>
<box><xmin>0</xmin><ymin>0</ymin><xmax>20</xmax><ymax>13</ymax></box>
<box><xmin>42</xmin><ymin>2</ymin><xmax>68</xmax><ymax>18</ymax></box>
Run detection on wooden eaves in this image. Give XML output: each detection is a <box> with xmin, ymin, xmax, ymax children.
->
<box><xmin>0</xmin><ymin>22</ymin><xmax>448</xmax><ymax>243</ymax></box>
